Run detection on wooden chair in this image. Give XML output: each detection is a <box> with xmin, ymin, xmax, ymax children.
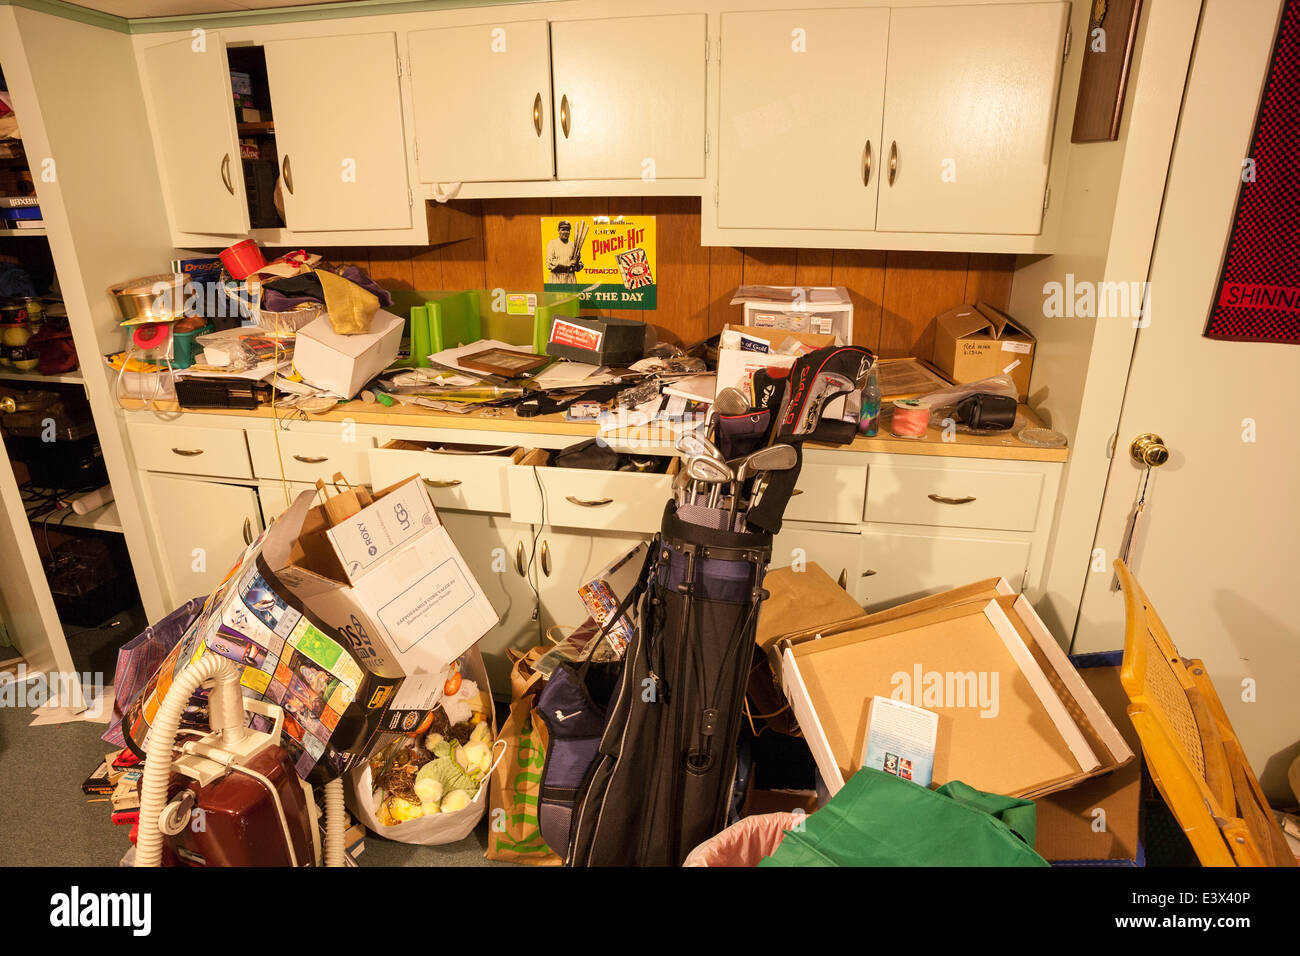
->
<box><xmin>1115</xmin><ymin>560</ymin><xmax>1295</xmax><ymax>867</ymax></box>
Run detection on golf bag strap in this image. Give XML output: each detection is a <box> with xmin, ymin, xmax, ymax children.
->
<box><xmin>577</xmin><ymin>536</ymin><xmax>659</xmax><ymax>679</ymax></box>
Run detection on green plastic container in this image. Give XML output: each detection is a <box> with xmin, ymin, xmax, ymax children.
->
<box><xmin>389</xmin><ymin>289</ymin><xmax>582</xmax><ymax>368</ymax></box>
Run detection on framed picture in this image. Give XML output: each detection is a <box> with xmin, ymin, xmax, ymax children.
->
<box><xmin>458</xmin><ymin>347</ymin><xmax>551</xmax><ymax>378</ymax></box>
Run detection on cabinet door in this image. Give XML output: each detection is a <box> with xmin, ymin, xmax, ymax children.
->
<box><xmin>264</xmin><ymin>33</ymin><xmax>412</xmax><ymax>230</ymax></box>
<box><xmin>550</xmin><ymin>14</ymin><xmax>706</xmax><ymax>180</ymax></box>
<box><xmin>858</xmin><ymin>528</ymin><xmax>1029</xmax><ymax>611</ymax></box>
<box><xmin>535</xmin><ymin>527</ymin><xmax>648</xmax><ymax>638</ymax></box>
<box><xmin>145</xmin><ymin>475</ymin><xmax>263</xmax><ymax>607</ymax></box>
<box><xmin>142</xmin><ymin>33</ymin><xmax>250</xmax><ymax>235</ymax></box>
<box><xmin>876</xmin><ymin>2</ymin><xmax>1068</xmax><ymax>235</ymax></box>
<box><xmin>408</xmin><ymin>20</ymin><xmax>554</xmax><ymax>183</ymax></box>
<box><xmin>772</xmin><ymin>524</ymin><xmax>864</xmax><ymax>600</ymax></box>
<box><xmin>717</xmin><ymin>8</ymin><xmax>888</xmax><ymax>229</ymax></box>
<box><xmin>440</xmin><ymin>512</ymin><xmax>540</xmax><ymax>695</ymax></box>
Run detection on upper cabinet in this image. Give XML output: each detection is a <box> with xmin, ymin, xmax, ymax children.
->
<box><xmin>264</xmin><ymin>34</ymin><xmax>412</xmax><ymax>232</ymax></box>
<box><xmin>408</xmin><ymin>19</ymin><xmax>555</xmax><ymax>184</ymax></box>
<box><xmin>550</xmin><ymin>15</ymin><xmax>707</xmax><ymax>180</ymax></box>
<box><xmin>408</xmin><ymin>13</ymin><xmax>707</xmax><ymax>186</ymax></box>
<box><xmin>875</xmin><ymin>3</ymin><xmax>1069</xmax><ymax>235</ymax></box>
<box><xmin>717</xmin><ymin>8</ymin><xmax>889</xmax><ymax>230</ymax></box>
<box><xmin>710</xmin><ymin>1</ymin><xmax>1070</xmax><ymax>247</ymax></box>
<box><xmin>142</xmin><ymin>32</ymin><xmax>250</xmax><ymax>236</ymax></box>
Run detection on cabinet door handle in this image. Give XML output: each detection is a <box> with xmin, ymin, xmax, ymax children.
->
<box><xmin>541</xmin><ymin>540</ymin><xmax>551</xmax><ymax>577</ymax></box>
<box><xmin>293</xmin><ymin>454</ymin><xmax>328</xmax><ymax>464</ymax></box>
<box><xmin>515</xmin><ymin>541</ymin><xmax>525</xmax><ymax>577</ymax></box>
<box><xmin>560</xmin><ymin>94</ymin><xmax>571</xmax><ymax>138</ymax></box>
<box><xmin>790</xmin><ymin>488</ymin><xmax>804</xmax><ymax>497</ymax></box>
<box><xmin>837</xmin><ymin>568</ymin><xmax>848</xmax><ymax>589</ymax></box>
<box><xmin>171</xmin><ymin>447</ymin><xmax>204</xmax><ymax>457</ymax></box>
<box><xmin>533</xmin><ymin>92</ymin><xmax>543</xmax><ymax>136</ymax></box>
<box><xmin>242</xmin><ymin>517</ymin><xmax>253</xmax><ymax>545</ymax></box>
<box><xmin>928</xmin><ymin>494</ymin><xmax>976</xmax><ymax>505</ymax></box>
<box><xmin>565</xmin><ymin>495</ymin><xmax>612</xmax><ymax>507</ymax></box>
<box><xmin>888</xmin><ymin>140</ymin><xmax>898</xmax><ymax>186</ymax></box>
<box><xmin>861</xmin><ymin>140</ymin><xmax>872</xmax><ymax>186</ymax></box>
<box><xmin>423</xmin><ymin>478</ymin><xmax>462</xmax><ymax>488</ymax></box>
<box><xmin>220</xmin><ymin>153</ymin><xmax>234</xmax><ymax>195</ymax></box>
<box><xmin>861</xmin><ymin>569</ymin><xmax>877</xmax><ymax>577</ymax></box>
<box><xmin>282</xmin><ymin>154</ymin><xmax>294</xmax><ymax>195</ymax></box>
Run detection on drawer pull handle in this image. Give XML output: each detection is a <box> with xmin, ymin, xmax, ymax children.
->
<box><xmin>293</xmin><ymin>455</ymin><xmax>328</xmax><ymax>464</ymax></box>
<box><xmin>565</xmin><ymin>495</ymin><xmax>612</xmax><ymax>507</ymax></box>
<box><xmin>515</xmin><ymin>541</ymin><xmax>525</xmax><ymax>577</ymax></box>
<box><xmin>928</xmin><ymin>494</ymin><xmax>976</xmax><ymax>505</ymax></box>
<box><xmin>171</xmin><ymin>447</ymin><xmax>204</xmax><ymax>457</ymax></box>
<box><xmin>242</xmin><ymin>517</ymin><xmax>253</xmax><ymax>545</ymax></box>
<box><xmin>541</xmin><ymin>540</ymin><xmax>551</xmax><ymax>577</ymax></box>
<box><xmin>861</xmin><ymin>569</ymin><xmax>877</xmax><ymax>577</ymax></box>
<box><xmin>423</xmin><ymin>478</ymin><xmax>463</xmax><ymax>488</ymax></box>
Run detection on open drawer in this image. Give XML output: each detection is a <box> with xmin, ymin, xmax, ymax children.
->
<box><xmin>508</xmin><ymin>448</ymin><xmax>678</xmax><ymax>534</ymax></box>
<box><xmin>369</xmin><ymin>440</ymin><xmax>525</xmax><ymax>514</ymax></box>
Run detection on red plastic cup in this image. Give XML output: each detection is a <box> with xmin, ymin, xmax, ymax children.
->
<box><xmin>219</xmin><ymin>239</ymin><xmax>267</xmax><ymax>280</ymax></box>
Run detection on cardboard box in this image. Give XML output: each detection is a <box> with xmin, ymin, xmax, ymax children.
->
<box><xmin>1034</xmin><ymin>652</ymin><xmax>1145</xmax><ymax>865</ymax></box>
<box><xmin>931</xmin><ymin>303</ymin><xmax>1036</xmax><ymax>401</ymax></box>
<box><xmin>270</xmin><ymin>476</ymin><xmax>498</xmax><ymax>677</ymax></box>
<box><xmin>714</xmin><ymin>323</ymin><xmax>836</xmax><ymax>398</ymax></box>
<box><xmin>776</xmin><ymin>579</ymin><xmax>1133</xmax><ymax>800</ymax></box>
<box><xmin>731</xmin><ymin>285</ymin><xmax>854</xmax><ymax>344</ymax></box>
<box><xmin>757</xmin><ymin>563</ymin><xmax>864</xmax><ymax>668</ymax></box>
<box><xmin>294</xmin><ymin>309</ymin><xmax>404</xmax><ymax>398</ymax></box>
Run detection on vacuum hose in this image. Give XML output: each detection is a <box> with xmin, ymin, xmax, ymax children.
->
<box><xmin>323</xmin><ymin>777</ymin><xmax>346</xmax><ymax>867</ymax></box>
<box><xmin>135</xmin><ymin>654</ymin><xmax>243</xmax><ymax>868</ymax></box>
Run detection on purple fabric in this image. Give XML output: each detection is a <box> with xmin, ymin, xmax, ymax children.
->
<box><xmin>338</xmin><ymin>265</ymin><xmax>393</xmax><ymax>308</ymax></box>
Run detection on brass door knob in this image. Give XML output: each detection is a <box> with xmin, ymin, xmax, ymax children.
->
<box><xmin>1130</xmin><ymin>433</ymin><xmax>1169</xmax><ymax>467</ymax></box>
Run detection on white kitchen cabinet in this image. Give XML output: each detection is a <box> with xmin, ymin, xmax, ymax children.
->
<box><xmin>550</xmin><ymin>14</ymin><xmax>707</xmax><ymax>180</ymax></box>
<box><xmin>858</xmin><ymin>527</ymin><xmax>1030</xmax><ymax>611</ymax></box>
<box><xmin>141</xmin><ymin>31</ymin><xmax>250</xmax><ymax>235</ymax></box>
<box><xmin>407</xmin><ymin>20</ymin><xmax>555</xmax><ymax>184</ymax></box>
<box><xmin>144</xmin><ymin>474</ymin><xmax>263</xmax><ymax>608</ymax></box>
<box><xmin>771</xmin><ymin>524</ymin><xmax>865</xmax><ymax>601</ymax></box>
<box><xmin>534</xmin><ymin>526</ymin><xmax>648</xmax><ymax>642</ymax></box>
<box><xmin>717</xmin><ymin>8</ymin><xmax>889</xmax><ymax>230</ymax></box>
<box><xmin>875</xmin><ymin>2</ymin><xmax>1069</xmax><ymax>235</ymax></box>
<box><xmin>263</xmin><ymin>33</ymin><xmax>412</xmax><ymax>231</ymax></box>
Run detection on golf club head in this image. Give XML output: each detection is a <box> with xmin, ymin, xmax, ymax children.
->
<box><xmin>713</xmin><ymin>386</ymin><xmax>751</xmax><ymax>416</ymax></box>
<box><xmin>676</xmin><ymin>431</ymin><xmax>724</xmax><ymax>464</ymax></box>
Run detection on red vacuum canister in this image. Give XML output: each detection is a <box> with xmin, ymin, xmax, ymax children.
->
<box><xmin>161</xmin><ymin>744</ymin><xmax>317</xmax><ymax>867</ymax></box>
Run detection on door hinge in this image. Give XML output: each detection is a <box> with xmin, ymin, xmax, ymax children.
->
<box><xmin>1063</xmin><ymin>25</ymin><xmax>1071</xmax><ymax>61</ymax></box>
<box><xmin>407</xmin><ymin>187</ymin><xmax>413</xmax><ymax>207</ymax></box>
<box><xmin>396</xmin><ymin>55</ymin><xmax>403</xmax><ymax>77</ymax></box>
<box><xmin>1021</xmin><ymin>568</ymin><xmax>1031</xmax><ymax>591</ymax></box>
<box><xmin>705</xmin><ymin>35</ymin><xmax>709</xmax><ymax>63</ymax></box>
<box><xmin>704</xmin><ymin>128</ymin><xmax>709</xmax><ymax>159</ymax></box>
<box><xmin>413</xmin><ymin>140</ymin><xmax>419</xmax><ymax>162</ymax></box>
<box><xmin>715</xmin><ymin>34</ymin><xmax>720</xmax><ymax>64</ymax></box>
<box><xmin>1042</xmin><ymin>183</ymin><xmax>1051</xmax><ymax>211</ymax></box>
<box><xmin>713</xmin><ymin>182</ymin><xmax>719</xmax><ymax>207</ymax></box>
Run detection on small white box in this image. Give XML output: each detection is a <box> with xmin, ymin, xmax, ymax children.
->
<box><xmin>731</xmin><ymin>285</ymin><xmax>854</xmax><ymax>344</ymax></box>
<box><xmin>294</xmin><ymin>310</ymin><xmax>404</xmax><ymax>399</ymax></box>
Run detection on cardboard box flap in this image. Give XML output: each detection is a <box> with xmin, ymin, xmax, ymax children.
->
<box><xmin>758</xmin><ymin>563</ymin><xmax>865</xmax><ymax>654</ymax></box>
<box><xmin>976</xmin><ymin>302</ymin><xmax>1033</xmax><ymax>340</ymax></box>
<box><xmin>935</xmin><ymin>305</ymin><xmax>993</xmax><ymax>340</ymax></box>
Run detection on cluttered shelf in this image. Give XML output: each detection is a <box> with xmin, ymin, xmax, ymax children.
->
<box><xmin>116</xmin><ymin>397</ymin><xmax>1068</xmax><ymax>463</ymax></box>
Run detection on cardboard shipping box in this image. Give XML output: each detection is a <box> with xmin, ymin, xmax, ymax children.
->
<box><xmin>776</xmin><ymin>578</ymin><xmax>1133</xmax><ymax>800</ymax></box>
<box><xmin>931</xmin><ymin>303</ymin><xmax>1036</xmax><ymax>401</ymax></box>
<box><xmin>714</xmin><ymin>323</ymin><xmax>836</xmax><ymax>398</ymax></box>
<box><xmin>294</xmin><ymin>309</ymin><xmax>404</xmax><ymax>398</ymax></box>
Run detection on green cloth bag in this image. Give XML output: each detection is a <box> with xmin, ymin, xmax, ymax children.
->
<box><xmin>759</xmin><ymin>768</ymin><xmax>1049</xmax><ymax>867</ymax></box>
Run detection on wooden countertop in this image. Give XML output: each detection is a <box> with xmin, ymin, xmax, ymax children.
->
<box><xmin>119</xmin><ymin>398</ymin><xmax>1069</xmax><ymax>463</ymax></box>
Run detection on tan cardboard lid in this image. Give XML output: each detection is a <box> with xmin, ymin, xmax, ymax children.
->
<box><xmin>934</xmin><ymin>303</ymin><xmax>1033</xmax><ymax>342</ymax></box>
<box><xmin>758</xmin><ymin>563</ymin><xmax>865</xmax><ymax>653</ymax></box>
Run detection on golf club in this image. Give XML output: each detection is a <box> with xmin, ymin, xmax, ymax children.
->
<box><xmin>731</xmin><ymin>443</ymin><xmax>798</xmax><ymax>529</ymax></box>
<box><xmin>686</xmin><ymin>456</ymin><xmax>733</xmax><ymax>511</ymax></box>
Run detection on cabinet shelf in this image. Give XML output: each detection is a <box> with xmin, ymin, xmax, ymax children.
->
<box><xmin>0</xmin><ymin>367</ymin><xmax>83</xmax><ymax>385</ymax></box>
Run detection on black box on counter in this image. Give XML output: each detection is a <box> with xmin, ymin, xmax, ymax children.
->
<box><xmin>545</xmin><ymin>314</ymin><xmax>645</xmax><ymax>367</ymax></box>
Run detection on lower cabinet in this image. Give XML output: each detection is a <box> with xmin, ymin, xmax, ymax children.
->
<box><xmin>144</xmin><ymin>474</ymin><xmax>264</xmax><ymax>608</ymax></box>
<box><xmin>771</xmin><ymin>523</ymin><xmax>865</xmax><ymax>600</ymax></box>
<box><xmin>534</xmin><ymin>526</ymin><xmax>649</xmax><ymax>645</ymax></box>
<box><xmin>858</xmin><ymin>528</ymin><xmax>1031</xmax><ymax>611</ymax></box>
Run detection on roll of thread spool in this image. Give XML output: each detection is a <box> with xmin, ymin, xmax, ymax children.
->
<box><xmin>890</xmin><ymin>398</ymin><xmax>931</xmax><ymax>439</ymax></box>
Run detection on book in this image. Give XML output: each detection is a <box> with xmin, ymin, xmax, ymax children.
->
<box><xmin>859</xmin><ymin>696</ymin><xmax>939</xmax><ymax>787</ymax></box>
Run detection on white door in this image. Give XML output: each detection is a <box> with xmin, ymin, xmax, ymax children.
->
<box><xmin>408</xmin><ymin>20</ymin><xmax>554</xmax><ymax>183</ymax></box>
<box><xmin>264</xmin><ymin>33</ymin><xmax>412</xmax><ymax>231</ymax></box>
<box><xmin>550</xmin><ymin>14</ymin><xmax>706</xmax><ymax>180</ymax></box>
<box><xmin>535</xmin><ymin>527</ymin><xmax>647</xmax><ymax>638</ymax></box>
<box><xmin>144</xmin><ymin>475</ymin><xmax>263</xmax><ymax>608</ymax></box>
<box><xmin>1075</xmin><ymin>0</ymin><xmax>1299</xmax><ymax>802</ymax></box>
<box><xmin>141</xmin><ymin>33</ymin><xmax>250</xmax><ymax>235</ymax></box>
<box><xmin>875</xmin><ymin>2</ymin><xmax>1068</xmax><ymax>235</ymax></box>
<box><xmin>717</xmin><ymin>8</ymin><xmax>888</xmax><ymax>230</ymax></box>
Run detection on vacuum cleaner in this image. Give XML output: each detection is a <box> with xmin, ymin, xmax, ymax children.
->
<box><xmin>133</xmin><ymin>653</ymin><xmax>348</xmax><ymax>867</ymax></box>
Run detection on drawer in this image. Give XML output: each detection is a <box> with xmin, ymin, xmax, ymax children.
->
<box><xmin>864</xmin><ymin>462</ymin><xmax>1043</xmax><ymax>532</ymax></box>
<box><xmin>129</xmin><ymin>421</ymin><xmax>252</xmax><ymax>479</ymax></box>
<box><xmin>508</xmin><ymin>449</ymin><xmax>677</xmax><ymax>535</ymax></box>
<box><xmin>858</xmin><ymin>528</ymin><xmax>1030</xmax><ymax>611</ymax></box>
<box><xmin>784</xmin><ymin>461</ymin><xmax>867</xmax><ymax>525</ymax></box>
<box><xmin>245</xmin><ymin>428</ymin><xmax>374</xmax><ymax>485</ymax></box>
<box><xmin>369</xmin><ymin>440</ymin><xmax>523</xmax><ymax>514</ymax></box>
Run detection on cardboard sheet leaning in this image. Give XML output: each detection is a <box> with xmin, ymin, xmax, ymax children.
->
<box><xmin>122</xmin><ymin>476</ymin><xmax>497</xmax><ymax>782</ymax></box>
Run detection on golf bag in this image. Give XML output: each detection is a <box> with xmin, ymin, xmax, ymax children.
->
<box><xmin>568</xmin><ymin>502</ymin><xmax>773</xmax><ymax>866</ymax></box>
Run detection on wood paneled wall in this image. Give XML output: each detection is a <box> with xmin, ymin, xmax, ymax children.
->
<box><xmin>315</xmin><ymin>198</ymin><xmax>1014</xmax><ymax>358</ymax></box>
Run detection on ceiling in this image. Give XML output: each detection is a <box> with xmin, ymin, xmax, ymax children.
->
<box><xmin>64</xmin><ymin>0</ymin><xmax>377</xmax><ymax>18</ymax></box>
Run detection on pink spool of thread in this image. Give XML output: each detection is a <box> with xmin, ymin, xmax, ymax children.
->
<box><xmin>890</xmin><ymin>398</ymin><xmax>931</xmax><ymax>439</ymax></box>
